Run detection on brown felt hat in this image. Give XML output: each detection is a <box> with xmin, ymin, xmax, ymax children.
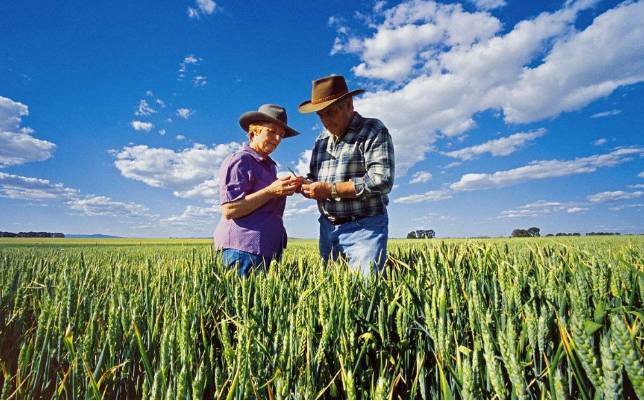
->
<box><xmin>239</xmin><ymin>104</ymin><xmax>300</xmax><ymax>138</ymax></box>
<box><xmin>298</xmin><ymin>75</ymin><xmax>365</xmax><ymax>113</ymax></box>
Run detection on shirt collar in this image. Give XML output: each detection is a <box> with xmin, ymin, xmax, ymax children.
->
<box><xmin>347</xmin><ymin>112</ymin><xmax>363</xmax><ymax>132</ymax></box>
<box><xmin>242</xmin><ymin>144</ymin><xmax>275</xmax><ymax>164</ymax></box>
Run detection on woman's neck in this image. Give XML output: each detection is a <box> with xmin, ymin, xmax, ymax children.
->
<box><xmin>249</xmin><ymin>142</ymin><xmax>268</xmax><ymax>158</ymax></box>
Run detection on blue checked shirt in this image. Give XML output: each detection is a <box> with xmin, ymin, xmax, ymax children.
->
<box><xmin>308</xmin><ymin>112</ymin><xmax>395</xmax><ymax>219</ymax></box>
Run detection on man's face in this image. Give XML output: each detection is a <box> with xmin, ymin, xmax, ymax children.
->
<box><xmin>316</xmin><ymin>99</ymin><xmax>353</xmax><ymax>137</ymax></box>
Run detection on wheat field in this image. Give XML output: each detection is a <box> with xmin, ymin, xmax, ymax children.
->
<box><xmin>0</xmin><ymin>237</ymin><xmax>642</xmax><ymax>399</ymax></box>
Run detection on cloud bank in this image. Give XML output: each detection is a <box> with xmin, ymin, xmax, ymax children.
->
<box><xmin>331</xmin><ymin>0</ymin><xmax>644</xmax><ymax>173</ymax></box>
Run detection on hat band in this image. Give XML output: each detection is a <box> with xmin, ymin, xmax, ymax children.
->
<box><xmin>311</xmin><ymin>91</ymin><xmax>347</xmax><ymax>105</ymax></box>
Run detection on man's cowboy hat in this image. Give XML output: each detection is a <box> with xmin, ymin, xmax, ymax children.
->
<box><xmin>239</xmin><ymin>104</ymin><xmax>301</xmax><ymax>138</ymax></box>
<box><xmin>298</xmin><ymin>75</ymin><xmax>365</xmax><ymax>113</ymax></box>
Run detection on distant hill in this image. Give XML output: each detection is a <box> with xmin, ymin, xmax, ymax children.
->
<box><xmin>65</xmin><ymin>234</ymin><xmax>123</xmax><ymax>238</ymax></box>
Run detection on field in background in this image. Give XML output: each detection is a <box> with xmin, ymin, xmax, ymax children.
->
<box><xmin>1</xmin><ymin>235</ymin><xmax>641</xmax><ymax>248</ymax></box>
<box><xmin>0</xmin><ymin>236</ymin><xmax>642</xmax><ymax>399</ymax></box>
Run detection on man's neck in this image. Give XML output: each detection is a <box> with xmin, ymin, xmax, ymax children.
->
<box><xmin>329</xmin><ymin>112</ymin><xmax>355</xmax><ymax>141</ymax></box>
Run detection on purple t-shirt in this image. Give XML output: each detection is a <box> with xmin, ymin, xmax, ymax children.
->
<box><xmin>213</xmin><ymin>145</ymin><xmax>287</xmax><ymax>258</ymax></box>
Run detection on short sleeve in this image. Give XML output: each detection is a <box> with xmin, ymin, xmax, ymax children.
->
<box><xmin>219</xmin><ymin>155</ymin><xmax>253</xmax><ymax>204</ymax></box>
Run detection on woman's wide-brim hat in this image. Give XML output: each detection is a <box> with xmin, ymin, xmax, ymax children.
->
<box><xmin>298</xmin><ymin>75</ymin><xmax>365</xmax><ymax>113</ymax></box>
<box><xmin>239</xmin><ymin>104</ymin><xmax>301</xmax><ymax>138</ymax></box>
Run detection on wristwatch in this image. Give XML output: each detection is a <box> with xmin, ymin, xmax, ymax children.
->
<box><xmin>330</xmin><ymin>182</ymin><xmax>341</xmax><ymax>201</ymax></box>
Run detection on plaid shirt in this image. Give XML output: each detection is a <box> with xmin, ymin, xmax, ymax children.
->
<box><xmin>308</xmin><ymin>112</ymin><xmax>395</xmax><ymax>219</ymax></box>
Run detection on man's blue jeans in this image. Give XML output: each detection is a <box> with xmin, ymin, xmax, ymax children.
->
<box><xmin>222</xmin><ymin>248</ymin><xmax>281</xmax><ymax>277</ymax></box>
<box><xmin>319</xmin><ymin>212</ymin><xmax>388</xmax><ymax>275</ymax></box>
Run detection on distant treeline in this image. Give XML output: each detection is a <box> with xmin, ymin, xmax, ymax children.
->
<box><xmin>544</xmin><ymin>232</ymin><xmax>621</xmax><ymax>237</ymax></box>
<box><xmin>0</xmin><ymin>231</ymin><xmax>65</xmax><ymax>238</ymax></box>
<box><xmin>513</xmin><ymin>227</ymin><xmax>623</xmax><ymax>238</ymax></box>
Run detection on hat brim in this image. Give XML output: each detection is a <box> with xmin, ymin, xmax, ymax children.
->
<box><xmin>239</xmin><ymin>112</ymin><xmax>301</xmax><ymax>138</ymax></box>
<box><xmin>298</xmin><ymin>89</ymin><xmax>365</xmax><ymax>114</ymax></box>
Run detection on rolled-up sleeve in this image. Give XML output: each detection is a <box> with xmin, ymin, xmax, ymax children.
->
<box><xmin>219</xmin><ymin>156</ymin><xmax>253</xmax><ymax>204</ymax></box>
<box><xmin>352</xmin><ymin>126</ymin><xmax>395</xmax><ymax>197</ymax></box>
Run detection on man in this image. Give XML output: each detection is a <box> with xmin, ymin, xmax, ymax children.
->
<box><xmin>298</xmin><ymin>75</ymin><xmax>395</xmax><ymax>274</ymax></box>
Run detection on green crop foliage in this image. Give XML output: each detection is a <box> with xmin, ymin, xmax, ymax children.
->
<box><xmin>0</xmin><ymin>236</ymin><xmax>642</xmax><ymax>399</ymax></box>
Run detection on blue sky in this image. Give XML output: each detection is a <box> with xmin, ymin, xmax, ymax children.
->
<box><xmin>1</xmin><ymin>0</ymin><xmax>643</xmax><ymax>238</ymax></box>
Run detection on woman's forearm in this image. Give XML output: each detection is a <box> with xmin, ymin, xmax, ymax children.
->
<box><xmin>221</xmin><ymin>187</ymin><xmax>275</xmax><ymax>219</ymax></box>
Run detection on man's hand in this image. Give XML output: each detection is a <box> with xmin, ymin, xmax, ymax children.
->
<box><xmin>301</xmin><ymin>180</ymin><xmax>332</xmax><ymax>200</ymax></box>
<box><xmin>294</xmin><ymin>177</ymin><xmax>308</xmax><ymax>194</ymax></box>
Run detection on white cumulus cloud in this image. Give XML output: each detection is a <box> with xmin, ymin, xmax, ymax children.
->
<box><xmin>0</xmin><ymin>96</ymin><xmax>56</xmax><ymax>167</ymax></box>
<box><xmin>187</xmin><ymin>0</ymin><xmax>218</xmax><ymax>19</ymax></box>
<box><xmin>292</xmin><ymin>149</ymin><xmax>312</xmax><ymax>177</ymax></box>
<box><xmin>450</xmin><ymin>147</ymin><xmax>643</xmax><ymax>191</ymax></box>
<box><xmin>591</xmin><ymin>109</ymin><xmax>621</xmax><ymax>119</ymax></box>
<box><xmin>609</xmin><ymin>203</ymin><xmax>643</xmax><ymax>211</ymax></box>
<box><xmin>336</xmin><ymin>0</ymin><xmax>644</xmax><ymax>174</ymax></box>
<box><xmin>499</xmin><ymin>2</ymin><xmax>644</xmax><ymax>124</ymax></box>
<box><xmin>135</xmin><ymin>99</ymin><xmax>156</xmax><ymax>116</ymax></box>
<box><xmin>444</xmin><ymin>128</ymin><xmax>545</xmax><ymax>160</ymax></box>
<box><xmin>130</xmin><ymin>120</ymin><xmax>153</xmax><ymax>132</ymax></box>
<box><xmin>67</xmin><ymin>196</ymin><xmax>152</xmax><ymax>218</ymax></box>
<box><xmin>0</xmin><ymin>172</ymin><xmax>153</xmax><ymax>220</ymax></box>
<box><xmin>587</xmin><ymin>190</ymin><xmax>644</xmax><ymax>203</ymax></box>
<box><xmin>113</xmin><ymin>143</ymin><xmax>242</xmax><ymax>197</ymax></box>
<box><xmin>393</xmin><ymin>188</ymin><xmax>452</xmax><ymax>203</ymax></box>
<box><xmin>173</xmin><ymin>178</ymin><xmax>218</xmax><ymax>202</ymax></box>
<box><xmin>178</xmin><ymin>54</ymin><xmax>202</xmax><ymax>80</ymax></box>
<box><xmin>162</xmin><ymin>204</ymin><xmax>220</xmax><ymax>226</ymax></box>
<box><xmin>498</xmin><ymin>200</ymin><xmax>587</xmax><ymax>219</ymax></box>
<box><xmin>409</xmin><ymin>170</ymin><xmax>433</xmax><ymax>184</ymax></box>
<box><xmin>0</xmin><ymin>172</ymin><xmax>78</xmax><ymax>201</ymax></box>
<box><xmin>177</xmin><ymin>108</ymin><xmax>194</xmax><ymax>119</ymax></box>
<box><xmin>193</xmin><ymin>76</ymin><xmax>207</xmax><ymax>87</ymax></box>
<box><xmin>470</xmin><ymin>0</ymin><xmax>506</xmax><ymax>10</ymax></box>
<box><xmin>284</xmin><ymin>202</ymin><xmax>319</xmax><ymax>218</ymax></box>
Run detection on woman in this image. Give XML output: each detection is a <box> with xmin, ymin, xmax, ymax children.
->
<box><xmin>214</xmin><ymin>104</ymin><xmax>301</xmax><ymax>276</ymax></box>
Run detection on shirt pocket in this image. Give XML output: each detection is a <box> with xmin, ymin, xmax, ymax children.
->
<box><xmin>341</xmin><ymin>153</ymin><xmax>366</xmax><ymax>178</ymax></box>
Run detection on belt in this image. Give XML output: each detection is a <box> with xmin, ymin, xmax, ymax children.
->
<box><xmin>325</xmin><ymin>214</ymin><xmax>369</xmax><ymax>225</ymax></box>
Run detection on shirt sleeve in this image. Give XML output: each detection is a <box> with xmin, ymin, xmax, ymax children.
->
<box><xmin>306</xmin><ymin>144</ymin><xmax>319</xmax><ymax>181</ymax></box>
<box><xmin>351</xmin><ymin>125</ymin><xmax>395</xmax><ymax>198</ymax></box>
<box><xmin>219</xmin><ymin>155</ymin><xmax>254</xmax><ymax>204</ymax></box>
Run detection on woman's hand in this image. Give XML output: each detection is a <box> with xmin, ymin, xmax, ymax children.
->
<box><xmin>221</xmin><ymin>176</ymin><xmax>302</xmax><ymax>220</ymax></box>
<box><xmin>268</xmin><ymin>176</ymin><xmax>302</xmax><ymax>197</ymax></box>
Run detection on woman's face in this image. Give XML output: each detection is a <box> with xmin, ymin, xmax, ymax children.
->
<box><xmin>249</xmin><ymin>122</ymin><xmax>286</xmax><ymax>156</ymax></box>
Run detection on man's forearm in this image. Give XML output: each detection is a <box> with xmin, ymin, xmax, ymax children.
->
<box><xmin>335</xmin><ymin>181</ymin><xmax>357</xmax><ymax>199</ymax></box>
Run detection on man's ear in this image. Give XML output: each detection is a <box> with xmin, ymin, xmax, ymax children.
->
<box><xmin>346</xmin><ymin>97</ymin><xmax>354</xmax><ymax>111</ymax></box>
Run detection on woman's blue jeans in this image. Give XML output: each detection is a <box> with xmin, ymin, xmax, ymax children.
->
<box><xmin>222</xmin><ymin>248</ymin><xmax>281</xmax><ymax>277</ymax></box>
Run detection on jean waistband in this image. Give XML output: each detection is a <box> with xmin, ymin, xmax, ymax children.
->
<box><xmin>323</xmin><ymin>212</ymin><xmax>384</xmax><ymax>226</ymax></box>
